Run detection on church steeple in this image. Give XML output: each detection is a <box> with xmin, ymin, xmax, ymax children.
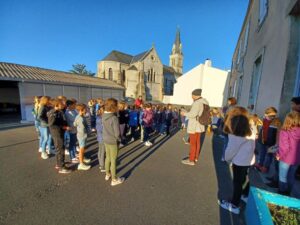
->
<box><xmin>169</xmin><ymin>27</ymin><xmax>183</xmax><ymax>74</ymax></box>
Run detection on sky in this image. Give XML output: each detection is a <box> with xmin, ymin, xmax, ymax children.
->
<box><xmin>0</xmin><ymin>0</ymin><xmax>248</xmax><ymax>74</ymax></box>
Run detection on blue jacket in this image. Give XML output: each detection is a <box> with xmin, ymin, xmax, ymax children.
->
<box><xmin>129</xmin><ymin>110</ymin><xmax>138</xmax><ymax>127</ymax></box>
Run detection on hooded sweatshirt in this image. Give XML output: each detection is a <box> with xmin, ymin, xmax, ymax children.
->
<box><xmin>277</xmin><ymin>127</ymin><xmax>300</xmax><ymax>165</ymax></box>
<box><xmin>102</xmin><ymin>112</ymin><xmax>121</xmax><ymax>145</ymax></box>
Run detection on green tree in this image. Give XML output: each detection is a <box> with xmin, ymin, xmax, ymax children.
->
<box><xmin>69</xmin><ymin>64</ymin><xmax>95</xmax><ymax>76</ymax></box>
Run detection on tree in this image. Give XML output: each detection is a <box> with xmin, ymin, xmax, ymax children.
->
<box><xmin>69</xmin><ymin>64</ymin><xmax>95</xmax><ymax>76</ymax></box>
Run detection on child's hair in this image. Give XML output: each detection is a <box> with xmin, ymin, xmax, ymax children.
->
<box><xmin>223</xmin><ymin>106</ymin><xmax>249</xmax><ymax>134</ymax></box>
<box><xmin>76</xmin><ymin>104</ymin><xmax>87</xmax><ymax>112</ymax></box>
<box><xmin>118</xmin><ymin>102</ymin><xmax>126</xmax><ymax>110</ymax></box>
<box><xmin>228</xmin><ymin>97</ymin><xmax>237</xmax><ymax>106</ymax></box>
<box><xmin>97</xmin><ymin>107</ymin><xmax>104</xmax><ymax>116</ymax></box>
<box><xmin>57</xmin><ymin>95</ymin><xmax>67</xmax><ymax>102</ymax></box>
<box><xmin>70</xmin><ymin>98</ymin><xmax>77</xmax><ymax>104</ymax></box>
<box><xmin>212</xmin><ymin>108</ymin><xmax>220</xmax><ymax>116</ymax></box>
<box><xmin>104</xmin><ymin>98</ymin><xmax>118</xmax><ymax>113</ymax></box>
<box><xmin>39</xmin><ymin>96</ymin><xmax>51</xmax><ymax>106</ymax></box>
<box><xmin>66</xmin><ymin>100</ymin><xmax>75</xmax><ymax>107</ymax></box>
<box><xmin>51</xmin><ymin>99</ymin><xmax>64</xmax><ymax>108</ymax></box>
<box><xmin>281</xmin><ymin>112</ymin><xmax>300</xmax><ymax>130</ymax></box>
<box><xmin>144</xmin><ymin>103</ymin><xmax>151</xmax><ymax>109</ymax></box>
<box><xmin>230</xmin><ymin>115</ymin><xmax>252</xmax><ymax>137</ymax></box>
<box><xmin>264</xmin><ymin>107</ymin><xmax>277</xmax><ymax>117</ymax></box>
<box><xmin>291</xmin><ymin>97</ymin><xmax>300</xmax><ymax>105</ymax></box>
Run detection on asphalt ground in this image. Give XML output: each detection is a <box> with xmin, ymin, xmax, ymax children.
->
<box><xmin>1</xmin><ymin>126</ymin><xmax>298</xmax><ymax>225</ymax></box>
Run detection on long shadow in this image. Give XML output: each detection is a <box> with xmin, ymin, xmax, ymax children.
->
<box><xmin>0</xmin><ymin>139</ymin><xmax>37</xmax><ymax>149</ymax></box>
<box><xmin>117</xmin><ymin>131</ymin><xmax>178</xmax><ymax>179</ymax></box>
<box><xmin>211</xmin><ymin>135</ymin><xmax>246</xmax><ymax>225</ymax></box>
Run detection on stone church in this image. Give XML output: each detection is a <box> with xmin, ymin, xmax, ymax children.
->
<box><xmin>96</xmin><ymin>29</ymin><xmax>183</xmax><ymax>102</ymax></box>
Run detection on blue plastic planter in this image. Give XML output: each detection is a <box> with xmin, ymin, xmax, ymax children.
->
<box><xmin>246</xmin><ymin>187</ymin><xmax>300</xmax><ymax>225</ymax></box>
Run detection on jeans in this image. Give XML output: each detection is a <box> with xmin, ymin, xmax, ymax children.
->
<box><xmin>98</xmin><ymin>143</ymin><xmax>105</xmax><ymax>168</ymax></box>
<box><xmin>129</xmin><ymin>126</ymin><xmax>137</xmax><ymax>140</ymax></box>
<box><xmin>143</xmin><ymin>126</ymin><xmax>152</xmax><ymax>142</ymax></box>
<box><xmin>257</xmin><ymin>142</ymin><xmax>273</xmax><ymax>168</ymax></box>
<box><xmin>64</xmin><ymin>131</ymin><xmax>70</xmax><ymax>150</ymax></box>
<box><xmin>39</xmin><ymin>126</ymin><xmax>53</xmax><ymax>153</ymax></box>
<box><xmin>68</xmin><ymin>133</ymin><xmax>77</xmax><ymax>160</ymax></box>
<box><xmin>231</xmin><ymin>164</ymin><xmax>250</xmax><ymax>206</ymax></box>
<box><xmin>160</xmin><ymin>122</ymin><xmax>166</xmax><ymax>134</ymax></box>
<box><xmin>279</xmin><ymin>161</ymin><xmax>297</xmax><ymax>193</ymax></box>
<box><xmin>222</xmin><ymin>135</ymin><xmax>229</xmax><ymax>160</ymax></box>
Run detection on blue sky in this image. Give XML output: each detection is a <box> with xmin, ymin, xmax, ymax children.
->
<box><xmin>0</xmin><ymin>0</ymin><xmax>248</xmax><ymax>73</ymax></box>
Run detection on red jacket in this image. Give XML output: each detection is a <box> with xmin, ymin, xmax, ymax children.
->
<box><xmin>135</xmin><ymin>99</ymin><xmax>143</xmax><ymax>108</ymax></box>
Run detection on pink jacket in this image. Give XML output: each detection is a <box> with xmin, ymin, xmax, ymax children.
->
<box><xmin>277</xmin><ymin>128</ymin><xmax>300</xmax><ymax>165</ymax></box>
<box><xmin>142</xmin><ymin>109</ymin><xmax>153</xmax><ymax>128</ymax></box>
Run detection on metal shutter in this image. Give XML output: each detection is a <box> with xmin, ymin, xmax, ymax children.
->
<box><xmin>21</xmin><ymin>83</ymin><xmax>44</xmax><ymax>105</ymax></box>
<box><xmin>102</xmin><ymin>89</ymin><xmax>112</xmax><ymax>99</ymax></box>
<box><xmin>64</xmin><ymin>86</ymin><xmax>79</xmax><ymax>100</ymax></box>
<box><xmin>79</xmin><ymin>87</ymin><xmax>92</xmax><ymax>103</ymax></box>
<box><xmin>45</xmin><ymin>84</ymin><xmax>63</xmax><ymax>98</ymax></box>
<box><xmin>92</xmin><ymin>88</ymin><xmax>103</xmax><ymax>99</ymax></box>
<box><xmin>112</xmin><ymin>90</ymin><xmax>121</xmax><ymax>100</ymax></box>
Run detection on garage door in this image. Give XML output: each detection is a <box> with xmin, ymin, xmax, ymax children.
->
<box><xmin>45</xmin><ymin>84</ymin><xmax>63</xmax><ymax>98</ymax></box>
<box><xmin>64</xmin><ymin>86</ymin><xmax>79</xmax><ymax>100</ymax></box>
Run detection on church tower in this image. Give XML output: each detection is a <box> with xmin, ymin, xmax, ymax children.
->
<box><xmin>169</xmin><ymin>28</ymin><xmax>183</xmax><ymax>74</ymax></box>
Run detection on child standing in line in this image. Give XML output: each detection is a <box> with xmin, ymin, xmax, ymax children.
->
<box><xmin>32</xmin><ymin>96</ymin><xmax>42</xmax><ymax>152</ymax></box>
<box><xmin>102</xmin><ymin>98</ymin><xmax>125</xmax><ymax>186</ymax></box>
<box><xmin>74</xmin><ymin>104</ymin><xmax>91</xmax><ymax>171</ymax></box>
<box><xmin>128</xmin><ymin>105</ymin><xmax>139</xmax><ymax>142</ymax></box>
<box><xmin>96</xmin><ymin>108</ymin><xmax>106</xmax><ymax>173</ymax></box>
<box><xmin>255</xmin><ymin>107</ymin><xmax>281</xmax><ymax>173</ymax></box>
<box><xmin>139</xmin><ymin>104</ymin><xmax>144</xmax><ymax>142</ymax></box>
<box><xmin>47</xmin><ymin>99</ymin><xmax>71</xmax><ymax>174</ymax></box>
<box><xmin>65</xmin><ymin>100</ymin><xmax>79</xmax><ymax>163</ymax></box>
<box><xmin>276</xmin><ymin>112</ymin><xmax>300</xmax><ymax>196</ymax></box>
<box><xmin>165</xmin><ymin>104</ymin><xmax>173</xmax><ymax>135</ymax></box>
<box><xmin>172</xmin><ymin>107</ymin><xmax>179</xmax><ymax>130</ymax></box>
<box><xmin>37</xmin><ymin>96</ymin><xmax>53</xmax><ymax>159</ymax></box>
<box><xmin>211</xmin><ymin>108</ymin><xmax>222</xmax><ymax>135</ymax></box>
<box><xmin>118</xmin><ymin>102</ymin><xmax>127</xmax><ymax>146</ymax></box>
<box><xmin>143</xmin><ymin>104</ymin><xmax>154</xmax><ymax>147</ymax></box>
<box><xmin>218</xmin><ymin>111</ymin><xmax>255</xmax><ymax>215</ymax></box>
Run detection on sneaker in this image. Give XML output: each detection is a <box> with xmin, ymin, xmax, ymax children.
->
<box><xmin>111</xmin><ymin>177</ymin><xmax>125</xmax><ymax>186</ymax></box>
<box><xmin>195</xmin><ymin>159</ymin><xmax>198</xmax><ymax>162</ymax></box>
<box><xmin>58</xmin><ymin>168</ymin><xmax>71</xmax><ymax>174</ymax></box>
<box><xmin>38</xmin><ymin>147</ymin><xmax>42</xmax><ymax>152</ymax></box>
<box><xmin>182</xmin><ymin>137</ymin><xmax>189</xmax><ymax>144</ymax></box>
<box><xmin>55</xmin><ymin>164</ymin><xmax>60</xmax><ymax>170</ymax></box>
<box><xmin>77</xmin><ymin>163</ymin><xmax>91</xmax><ymax>170</ymax></box>
<box><xmin>218</xmin><ymin>199</ymin><xmax>240</xmax><ymax>214</ymax></box>
<box><xmin>131</xmin><ymin>138</ymin><xmax>135</xmax><ymax>142</ymax></box>
<box><xmin>83</xmin><ymin>158</ymin><xmax>91</xmax><ymax>164</ymax></box>
<box><xmin>41</xmin><ymin>152</ymin><xmax>49</xmax><ymax>159</ymax></box>
<box><xmin>65</xmin><ymin>150</ymin><xmax>69</xmax><ymax>155</ymax></box>
<box><xmin>71</xmin><ymin>158</ymin><xmax>79</xmax><ymax>164</ymax></box>
<box><xmin>181</xmin><ymin>159</ymin><xmax>195</xmax><ymax>166</ymax></box>
<box><xmin>105</xmin><ymin>174</ymin><xmax>111</xmax><ymax>181</ymax></box>
<box><xmin>99</xmin><ymin>167</ymin><xmax>106</xmax><ymax>173</ymax></box>
<box><xmin>76</xmin><ymin>146</ymin><xmax>80</xmax><ymax>152</ymax></box>
<box><xmin>241</xmin><ymin>195</ymin><xmax>248</xmax><ymax>203</ymax></box>
<box><xmin>46</xmin><ymin>149</ymin><xmax>50</xmax><ymax>155</ymax></box>
<box><xmin>119</xmin><ymin>143</ymin><xmax>124</xmax><ymax>148</ymax></box>
<box><xmin>145</xmin><ymin>141</ymin><xmax>153</xmax><ymax>147</ymax></box>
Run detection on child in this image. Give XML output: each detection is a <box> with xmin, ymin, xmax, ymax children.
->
<box><xmin>276</xmin><ymin>112</ymin><xmax>300</xmax><ymax>195</ymax></box>
<box><xmin>255</xmin><ymin>107</ymin><xmax>281</xmax><ymax>173</ymax></box>
<box><xmin>96</xmin><ymin>108</ymin><xmax>106</xmax><ymax>173</ymax></box>
<box><xmin>102</xmin><ymin>98</ymin><xmax>125</xmax><ymax>186</ymax></box>
<box><xmin>88</xmin><ymin>99</ymin><xmax>96</xmax><ymax>132</ymax></box>
<box><xmin>211</xmin><ymin>108</ymin><xmax>222</xmax><ymax>135</ymax></box>
<box><xmin>74</xmin><ymin>104</ymin><xmax>91</xmax><ymax>171</ymax></box>
<box><xmin>180</xmin><ymin>107</ymin><xmax>186</xmax><ymax>130</ymax></box>
<box><xmin>172</xmin><ymin>107</ymin><xmax>179</xmax><ymax>130</ymax></box>
<box><xmin>47</xmin><ymin>99</ymin><xmax>71</xmax><ymax>174</ymax></box>
<box><xmin>139</xmin><ymin>104</ymin><xmax>144</xmax><ymax>142</ymax></box>
<box><xmin>165</xmin><ymin>104</ymin><xmax>173</xmax><ymax>135</ymax></box>
<box><xmin>128</xmin><ymin>105</ymin><xmax>139</xmax><ymax>142</ymax></box>
<box><xmin>32</xmin><ymin>96</ymin><xmax>42</xmax><ymax>152</ymax></box>
<box><xmin>218</xmin><ymin>111</ymin><xmax>255</xmax><ymax>215</ymax></box>
<box><xmin>118</xmin><ymin>102</ymin><xmax>127</xmax><ymax>146</ymax></box>
<box><xmin>37</xmin><ymin>96</ymin><xmax>53</xmax><ymax>159</ymax></box>
<box><xmin>143</xmin><ymin>104</ymin><xmax>154</xmax><ymax>147</ymax></box>
<box><xmin>65</xmin><ymin>100</ymin><xmax>78</xmax><ymax>163</ymax></box>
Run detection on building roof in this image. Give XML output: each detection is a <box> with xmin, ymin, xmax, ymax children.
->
<box><xmin>102</xmin><ymin>50</ymin><xmax>133</xmax><ymax>64</ymax></box>
<box><xmin>131</xmin><ymin>50</ymin><xmax>150</xmax><ymax>63</ymax></box>
<box><xmin>0</xmin><ymin>62</ymin><xmax>124</xmax><ymax>89</ymax></box>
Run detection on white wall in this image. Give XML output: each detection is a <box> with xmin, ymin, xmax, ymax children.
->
<box><xmin>165</xmin><ymin>61</ymin><xmax>229</xmax><ymax>107</ymax></box>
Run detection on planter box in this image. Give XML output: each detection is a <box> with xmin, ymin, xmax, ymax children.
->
<box><xmin>246</xmin><ymin>187</ymin><xmax>300</xmax><ymax>225</ymax></box>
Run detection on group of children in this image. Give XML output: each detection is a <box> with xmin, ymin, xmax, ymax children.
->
<box><xmin>32</xmin><ymin>95</ymin><xmax>181</xmax><ymax>186</ymax></box>
<box><xmin>209</xmin><ymin>97</ymin><xmax>300</xmax><ymax>215</ymax></box>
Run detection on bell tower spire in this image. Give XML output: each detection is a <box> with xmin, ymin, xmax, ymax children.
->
<box><xmin>169</xmin><ymin>27</ymin><xmax>183</xmax><ymax>74</ymax></box>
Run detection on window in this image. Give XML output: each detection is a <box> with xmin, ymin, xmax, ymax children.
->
<box><xmin>259</xmin><ymin>0</ymin><xmax>268</xmax><ymax>25</ymax></box>
<box><xmin>122</xmin><ymin>70</ymin><xmax>126</xmax><ymax>85</ymax></box>
<box><xmin>150</xmin><ymin>68</ymin><xmax>153</xmax><ymax>82</ymax></box>
<box><xmin>147</xmin><ymin>70</ymin><xmax>150</xmax><ymax>82</ymax></box>
<box><xmin>153</xmin><ymin>72</ymin><xmax>156</xmax><ymax>83</ymax></box>
<box><xmin>243</xmin><ymin>21</ymin><xmax>250</xmax><ymax>53</ymax></box>
<box><xmin>237</xmin><ymin>75</ymin><xmax>244</xmax><ymax>102</ymax></box>
<box><xmin>248</xmin><ymin>56</ymin><xmax>263</xmax><ymax>111</ymax></box>
<box><xmin>108</xmin><ymin>68</ymin><xmax>113</xmax><ymax>81</ymax></box>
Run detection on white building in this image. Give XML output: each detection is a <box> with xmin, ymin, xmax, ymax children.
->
<box><xmin>164</xmin><ymin>59</ymin><xmax>229</xmax><ymax>107</ymax></box>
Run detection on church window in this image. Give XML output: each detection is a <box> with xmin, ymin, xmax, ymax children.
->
<box><xmin>150</xmin><ymin>68</ymin><xmax>153</xmax><ymax>82</ymax></box>
<box><xmin>153</xmin><ymin>72</ymin><xmax>156</xmax><ymax>82</ymax></box>
<box><xmin>122</xmin><ymin>70</ymin><xmax>126</xmax><ymax>85</ymax></box>
<box><xmin>148</xmin><ymin>70</ymin><xmax>150</xmax><ymax>82</ymax></box>
<box><xmin>108</xmin><ymin>68</ymin><xmax>113</xmax><ymax>81</ymax></box>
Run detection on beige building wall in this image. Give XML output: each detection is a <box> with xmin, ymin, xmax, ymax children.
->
<box><xmin>229</xmin><ymin>0</ymin><xmax>300</xmax><ymax>118</ymax></box>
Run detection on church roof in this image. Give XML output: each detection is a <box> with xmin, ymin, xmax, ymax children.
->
<box><xmin>128</xmin><ymin>65</ymin><xmax>138</xmax><ymax>70</ymax></box>
<box><xmin>173</xmin><ymin>28</ymin><xmax>182</xmax><ymax>54</ymax></box>
<box><xmin>102</xmin><ymin>50</ymin><xmax>133</xmax><ymax>64</ymax></box>
<box><xmin>131</xmin><ymin>50</ymin><xmax>150</xmax><ymax>63</ymax></box>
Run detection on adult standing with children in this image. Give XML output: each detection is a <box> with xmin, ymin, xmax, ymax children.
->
<box><xmin>180</xmin><ymin>89</ymin><xmax>209</xmax><ymax>166</ymax></box>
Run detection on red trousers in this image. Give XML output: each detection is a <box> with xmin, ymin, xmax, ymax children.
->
<box><xmin>189</xmin><ymin>133</ymin><xmax>201</xmax><ymax>162</ymax></box>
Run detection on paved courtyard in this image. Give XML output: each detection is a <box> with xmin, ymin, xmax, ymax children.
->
<box><xmin>0</xmin><ymin>126</ymin><xmax>287</xmax><ymax>225</ymax></box>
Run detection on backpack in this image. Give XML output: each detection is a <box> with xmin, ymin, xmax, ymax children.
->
<box><xmin>197</xmin><ymin>103</ymin><xmax>211</xmax><ymax>126</ymax></box>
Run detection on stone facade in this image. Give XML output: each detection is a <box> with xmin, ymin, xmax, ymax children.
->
<box><xmin>97</xmin><ymin>30</ymin><xmax>183</xmax><ymax>102</ymax></box>
<box><xmin>228</xmin><ymin>0</ymin><xmax>300</xmax><ymax>119</ymax></box>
